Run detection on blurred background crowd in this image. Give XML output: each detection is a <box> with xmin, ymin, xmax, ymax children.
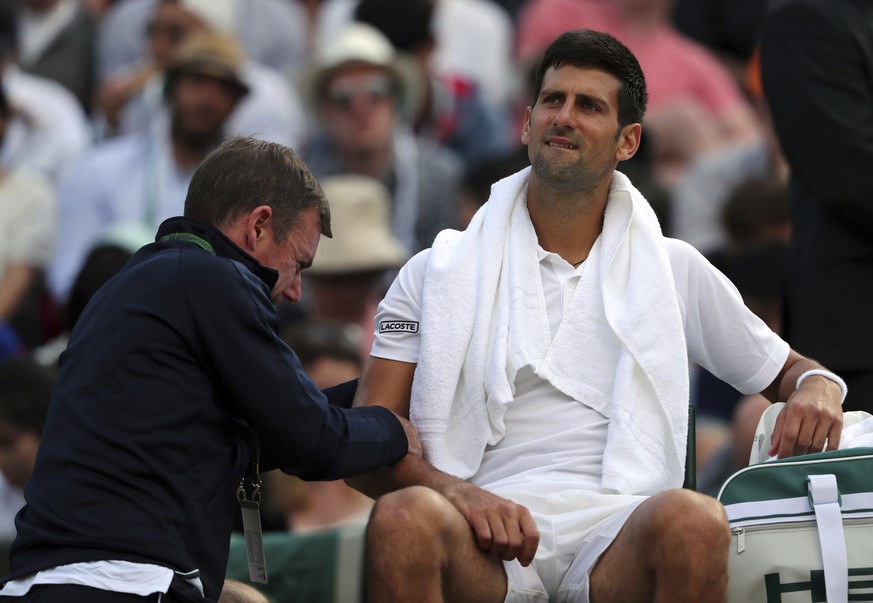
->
<box><xmin>0</xmin><ymin>0</ymin><xmax>858</xmax><ymax>545</ymax></box>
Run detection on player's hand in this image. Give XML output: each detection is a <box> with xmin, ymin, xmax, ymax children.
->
<box><xmin>441</xmin><ymin>480</ymin><xmax>539</xmax><ymax>566</ymax></box>
<box><xmin>770</xmin><ymin>375</ymin><xmax>842</xmax><ymax>458</ymax></box>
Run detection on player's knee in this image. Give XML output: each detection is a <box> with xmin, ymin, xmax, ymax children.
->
<box><xmin>650</xmin><ymin>490</ymin><xmax>729</xmax><ymax>554</ymax></box>
<box><xmin>368</xmin><ymin>486</ymin><xmax>453</xmax><ymax>546</ymax></box>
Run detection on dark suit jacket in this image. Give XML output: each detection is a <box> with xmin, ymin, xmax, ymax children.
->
<box><xmin>761</xmin><ymin>0</ymin><xmax>873</xmax><ymax>370</ymax></box>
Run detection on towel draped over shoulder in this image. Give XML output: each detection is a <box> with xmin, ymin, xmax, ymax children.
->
<box><xmin>411</xmin><ymin>167</ymin><xmax>689</xmax><ymax>495</ymax></box>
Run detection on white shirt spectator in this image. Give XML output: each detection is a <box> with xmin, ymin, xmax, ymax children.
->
<box><xmin>0</xmin><ymin>65</ymin><xmax>92</xmax><ymax>183</ymax></box>
<box><xmin>118</xmin><ymin>59</ymin><xmax>307</xmax><ymax>149</ymax></box>
<box><xmin>47</xmin><ymin>116</ymin><xmax>193</xmax><ymax>303</ymax></box>
<box><xmin>432</xmin><ymin>0</ymin><xmax>515</xmax><ymax>110</ymax></box>
<box><xmin>97</xmin><ymin>0</ymin><xmax>308</xmax><ymax>82</ymax></box>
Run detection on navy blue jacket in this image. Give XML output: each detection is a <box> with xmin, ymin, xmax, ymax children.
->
<box><xmin>6</xmin><ymin>218</ymin><xmax>407</xmax><ymax>600</ymax></box>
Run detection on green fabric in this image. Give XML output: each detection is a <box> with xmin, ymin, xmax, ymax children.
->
<box><xmin>226</xmin><ymin>526</ymin><xmax>365</xmax><ymax>603</ymax></box>
<box><xmin>718</xmin><ymin>448</ymin><xmax>873</xmax><ymax>506</ymax></box>
<box><xmin>159</xmin><ymin>232</ymin><xmax>216</xmax><ymax>256</ymax></box>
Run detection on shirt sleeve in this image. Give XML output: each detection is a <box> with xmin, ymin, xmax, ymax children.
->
<box><xmin>370</xmin><ymin>249</ymin><xmax>430</xmax><ymax>363</ymax></box>
<box><xmin>667</xmin><ymin>238</ymin><xmax>790</xmax><ymax>395</ymax></box>
<box><xmin>184</xmin><ymin>255</ymin><xmax>408</xmax><ymax>481</ymax></box>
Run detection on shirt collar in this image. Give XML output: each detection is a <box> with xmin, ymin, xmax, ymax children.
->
<box><xmin>155</xmin><ymin>217</ymin><xmax>279</xmax><ymax>291</ymax></box>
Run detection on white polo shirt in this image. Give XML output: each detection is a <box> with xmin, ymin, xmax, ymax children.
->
<box><xmin>372</xmin><ymin>237</ymin><xmax>789</xmax><ymax>499</ymax></box>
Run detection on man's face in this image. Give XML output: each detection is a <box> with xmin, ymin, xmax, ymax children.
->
<box><xmin>253</xmin><ymin>207</ymin><xmax>323</xmax><ymax>304</ymax></box>
<box><xmin>170</xmin><ymin>72</ymin><xmax>240</xmax><ymax>146</ymax></box>
<box><xmin>318</xmin><ymin>66</ymin><xmax>397</xmax><ymax>154</ymax></box>
<box><xmin>147</xmin><ymin>2</ymin><xmax>204</xmax><ymax>67</ymax></box>
<box><xmin>522</xmin><ymin>65</ymin><xmax>634</xmax><ymax>192</ymax></box>
<box><xmin>0</xmin><ymin>421</ymin><xmax>39</xmax><ymax>491</ymax></box>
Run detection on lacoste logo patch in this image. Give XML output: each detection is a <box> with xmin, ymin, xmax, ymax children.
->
<box><xmin>379</xmin><ymin>321</ymin><xmax>419</xmax><ymax>333</ymax></box>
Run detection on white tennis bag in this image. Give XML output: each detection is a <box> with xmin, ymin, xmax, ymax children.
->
<box><xmin>717</xmin><ymin>404</ymin><xmax>873</xmax><ymax>603</ymax></box>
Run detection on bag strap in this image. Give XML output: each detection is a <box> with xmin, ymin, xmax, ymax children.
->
<box><xmin>807</xmin><ymin>473</ymin><xmax>848</xmax><ymax>603</ymax></box>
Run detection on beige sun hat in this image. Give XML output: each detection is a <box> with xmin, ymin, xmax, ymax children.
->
<box><xmin>299</xmin><ymin>22</ymin><xmax>425</xmax><ymax>123</ymax></box>
<box><xmin>164</xmin><ymin>30</ymin><xmax>250</xmax><ymax>97</ymax></box>
<box><xmin>309</xmin><ymin>174</ymin><xmax>409</xmax><ymax>275</ymax></box>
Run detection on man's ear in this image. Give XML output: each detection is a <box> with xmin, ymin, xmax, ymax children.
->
<box><xmin>615</xmin><ymin>122</ymin><xmax>642</xmax><ymax>162</ymax></box>
<box><xmin>241</xmin><ymin>205</ymin><xmax>273</xmax><ymax>253</ymax></box>
<box><xmin>520</xmin><ymin>106</ymin><xmax>533</xmax><ymax>145</ymax></box>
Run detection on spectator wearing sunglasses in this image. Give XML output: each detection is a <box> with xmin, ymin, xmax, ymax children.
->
<box><xmin>299</xmin><ymin>23</ymin><xmax>463</xmax><ymax>254</ymax></box>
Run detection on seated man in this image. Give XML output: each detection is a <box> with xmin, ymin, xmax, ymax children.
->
<box><xmin>299</xmin><ymin>23</ymin><xmax>463</xmax><ymax>254</ymax></box>
<box><xmin>349</xmin><ymin>30</ymin><xmax>844</xmax><ymax>602</ymax></box>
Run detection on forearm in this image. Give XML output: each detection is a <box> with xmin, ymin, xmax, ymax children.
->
<box><xmin>762</xmin><ymin>349</ymin><xmax>844</xmax><ymax>404</ymax></box>
<box><xmin>346</xmin><ymin>450</ymin><xmax>465</xmax><ymax>501</ymax></box>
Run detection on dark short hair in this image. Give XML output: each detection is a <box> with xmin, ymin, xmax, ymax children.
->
<box><xmin>354</xmin><ymin>0</ymin><xmax>434</xmax><ymax>53</ymax></box>
<box><xmin>184</xmin><ymin>136</ymin><xmax>332</xmax><ymax>241</ymax></box>
<box><xmin>722</xmin><ymin>176</ymin><xmax>790</xmax><ymax>245</ymax></box>
<box><xmin>67</xmin><ymin>244</ymin><xmax>135</xmax><ymax>330</ymax></box>
<box><xmin>531</xmin><ymin>29</ymin><xmax>647</xmax><ymax>126</ymax></box>
<box><xmin>280</xmin><ymin>320</ymin><xmax>362</xmax><ymax>370</ymax></box>
<box><xmin>0</xmin><ymin>0</ymin><xmax>16</xmax><ymax>59</ymax></box>
<box><xmin>0</xmin><ymin>357</ymin><xmax>55</xmax><ymax>436</ymax></box>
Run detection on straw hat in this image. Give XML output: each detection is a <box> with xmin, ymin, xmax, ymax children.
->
<box><xmin>164</xmin><ymin>30</ymin><xmax>250</xmax><ymax>97</ymax></box>
<box><xmin>299</xmin><ymin>22</ymin><xmax>425</xmax><ymax>123</ymax></box>
<box><xmin>309</xmin><ymin>174</ymin><xmax>409</xmax><ymax>275</ymax></box>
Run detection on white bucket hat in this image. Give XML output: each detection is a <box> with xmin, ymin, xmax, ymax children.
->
<box><xmin>299</xmin><ymin>22</ymin><xmax>425</xmax><ymax>123</ymax></box>
<box><xmin>178</xmin><ymin>0</ymin><xmax>239</xmax><ymax>35</ymax></box>
<box><xmin>310</xmin><ymin>174</ymin><xmax>409</xmax><ymax>275</ymax></box>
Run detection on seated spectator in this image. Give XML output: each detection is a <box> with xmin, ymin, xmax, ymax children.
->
<box><xmin>299</xmin><ymin>22</ymin><xmax>463</xmax><ymax>253</ymax></box>
<box><xmin>0</xmin><ymin>0</ymin><xmax>92</xmax><ymax>184</ymax></box>
<box><xmin>671</xmin><ymin>50</ymin><xmax>789</xmax><ymax>253</ymax></box>
<box><xmin>96</xmin><ymin>0</ymin><xmax>305</xmax><ymax>148</ymax></box>
<box><xmin>0</xmin><ymin>356</ymin><xmax>54</xmax><ymax>542</ymax></box>
<box><xmin>33</xmin><ymin>225</ymin><xmax>150</xmax><ymax>369</ymax></box>
<box><xmin>302</xmin><ymin>173</ymin><xmax>408</xmax><ymax>361</ymax></box>
<box><xmin>354</xmin><ymin>0</ymin><xmax>513</xmax><ymax>167</ymax></box>
<box><xmin>97</xmin><ymin>0</ymin><xmax>308</xmax><ymax>83</ymax></box>
<box><xmin>456</xmin><ymin>146</ymin><xmax>530</xmax><ymax>228</ymax></box>
<box><xmin>0</xmin><ymin>80</ymin><xmax>57</xmax><ymax>357</ymax></box>
<box><xmin>689</xmin><ymin>175</ymin><xmax>791</xmax><ymax>473</ymax></box>
<box><xmin>309</xmin><ymin>0</ymin><xmax>516</xmax><ymax>116</ymax></box>
<box><xmin>14</xmin><ymin>0</ymin><xmax>97</xmax><ymax>113</ymax></box>
<box><xmin>430</xmin><ymin>0</ymin><xmax>516</xmax><ymax>114</ymax></box>
<box><xmin>47</xmin><ymin>30</ymin><xmax>247</xmax><ymax>303</ymax></box>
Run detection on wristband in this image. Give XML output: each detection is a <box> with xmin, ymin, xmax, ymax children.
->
<box><xmin>796</xmin><ymin>369</ymin><xmax>848</xmax><ymax>406</ymax></box>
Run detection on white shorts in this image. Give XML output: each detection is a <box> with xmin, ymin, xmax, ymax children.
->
<box><xmin>497</xmin><ymin>490</ymin><xmax>647</xmax><ymax>603</ymax></box>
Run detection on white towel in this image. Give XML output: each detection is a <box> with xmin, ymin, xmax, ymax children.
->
<box><xmin>751</xmin><ymin>402</ymin><xmax>873</xmax><ymax>464</ymax></box>
<box><xmin>841</xmin><ymin>416</ymin><xmax>873</xmax><ymax>448</ymax></box>
<box><xmin>411</xmin><ymin>167</ymin><xmax>690</xmax><ymax>495</ymax></box>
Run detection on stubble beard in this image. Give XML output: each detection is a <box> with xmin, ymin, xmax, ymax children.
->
<box><xmin>531</xmin><ymin>147</ymin><xmax>598</xmax><ymax>195</ymax></box>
